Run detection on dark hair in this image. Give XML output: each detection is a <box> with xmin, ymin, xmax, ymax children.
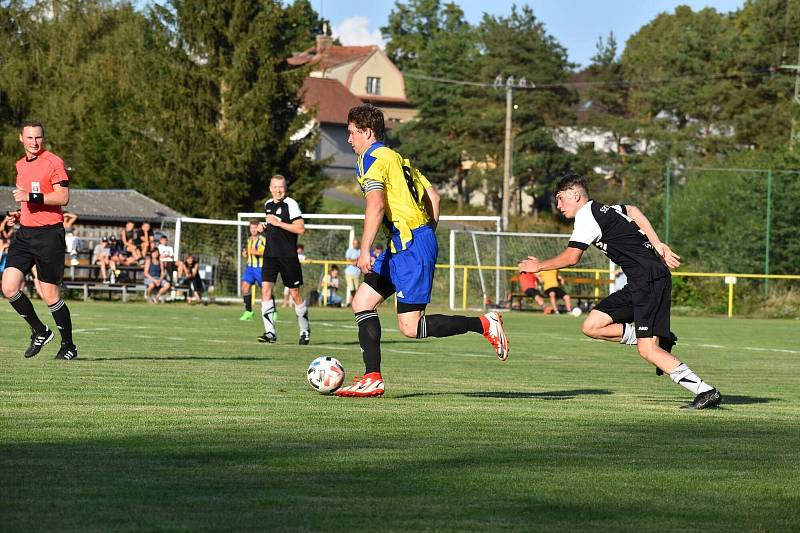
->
<box><xmin>347</xmin><ymin>104</ymin><xmax>385</xmax><ymax>141</ymax></box>
<box><xmin>19</xmin><ymin>120</ymin><xmax>44</xmax><ymax>134</ymax></box>
<box><xmin>555</xmin><ymin>172</ymin><xmax>589</xmax><ymax>196</ymax></box>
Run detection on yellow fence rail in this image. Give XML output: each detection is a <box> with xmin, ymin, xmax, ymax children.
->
<box><xmin>303</xmin><ymin>259</ymin><xmax>800</xmax><ymax>318</ymax></box>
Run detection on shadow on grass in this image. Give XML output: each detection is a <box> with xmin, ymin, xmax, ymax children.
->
<box><xmin>394</xmin><ymin>388</ymin><xmax>613</xmax><ymax>400</ymax></box>
<box><xmin>82</xmin><ymin>356</ymin><xmax>272</xmax><ymax>362</ymax></box>
<box><xmin>718</xmin><ymin>395</ymin><xmax>777</xmax><ymax>405</ymax></box>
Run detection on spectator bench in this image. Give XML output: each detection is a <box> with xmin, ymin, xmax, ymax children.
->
<box><xmin>509</xmin><ymin>276</ymin><xmax>610</xmax><ymax>311</ymax></box>
<box><xmin>61</xmin><ymin>262</ymin><xmax>146</xmax><ymax>302</ymax></box>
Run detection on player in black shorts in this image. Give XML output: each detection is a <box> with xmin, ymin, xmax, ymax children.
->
<box><xmin>519</xmin><ymin>173</ymin><xmax>721</xmax><ymax>409</ymax></box>
<box><xmin>2</xmin><ymin>121</ymin><xmax>77</xmax><ymax>360</ymax></box>
<box><xmin>257</xmin><ymin>174</ymin><xmax>311</xmax><ymax>345</ymax></box>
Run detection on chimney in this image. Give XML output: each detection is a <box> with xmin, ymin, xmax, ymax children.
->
<box><xmin>316</xmin><ymin>21</ymin><xmax>332</xmax><ymax>55</ymax></box>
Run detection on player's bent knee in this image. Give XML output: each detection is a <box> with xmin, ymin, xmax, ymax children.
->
<box><xmin>398</xmin><ymin>322</ymin><xmax>418</xmax><ymax>338</ymax></box>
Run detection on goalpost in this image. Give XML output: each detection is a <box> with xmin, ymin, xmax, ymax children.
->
<box><xmin>163</xmin><ymin>217</ymin><xmax>356</xmax><ymax>300</ymax></box>
<box><xmin>450</xmin><ymin>229</ymin><xmax>615</xmax><ymax>310</ymax></box>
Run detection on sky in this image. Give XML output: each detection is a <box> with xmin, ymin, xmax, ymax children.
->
<box><xmin>317</xmin><ymin>0</ymin><xmax>745</xmax><ymax>68</ymax></box>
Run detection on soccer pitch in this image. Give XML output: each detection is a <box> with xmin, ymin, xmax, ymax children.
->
<box><xmin>2</xmin><ymin>302</ymin><xmax>799</xmax><ymax>532</ymax></box>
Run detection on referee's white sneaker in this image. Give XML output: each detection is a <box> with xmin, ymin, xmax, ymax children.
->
<box><xmin>481</xmin><ymin>312</ymin><xmax>509</xmax><ymax>361</ymax></box>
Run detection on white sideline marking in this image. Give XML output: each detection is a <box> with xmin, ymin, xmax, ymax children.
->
<box><xmin>742</xmin><ymin>346</ymin><xmax>800</xmax><ymax>355</ymax></box>
<box><xmin>72</xmin><ymin>328</ymin><xmax>111</xmax><ymax>333</ymax></box>
<box><xmin>165</xmin><ymin>337</ymin><xmax>186</xmax><ymax>341</ymax></box>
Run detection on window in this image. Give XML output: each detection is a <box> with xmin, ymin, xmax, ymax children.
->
<box><xmin>366</xmin><ymin>77</ymin><xmax>381</xmax><ymax>95</ymax></box>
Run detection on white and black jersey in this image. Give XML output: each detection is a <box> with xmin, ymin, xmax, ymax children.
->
<box><xmin>568</xmin><ymin>200</ymin><xmax>669</xmax><ymax>283</ymax></box>
<box><xmin>264</xmin><ymin>197</ymin><xmax>303</xmax><ymax>258</ymax></box>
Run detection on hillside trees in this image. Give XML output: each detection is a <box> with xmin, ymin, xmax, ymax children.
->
<box><xmin>0</xmin><ymin>0</ymin><xmax>326</xmax><ymax>217</ymax></box>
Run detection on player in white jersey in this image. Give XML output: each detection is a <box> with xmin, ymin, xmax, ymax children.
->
<box><xmin>519</xmin><ymin>173</ymin><xmax>721</xmax><ymax>409</ymax></box>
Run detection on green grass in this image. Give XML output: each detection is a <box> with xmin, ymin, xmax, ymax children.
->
<box><xmin>2</xmin><ymin>301</ymin><xmax>799</xmax><ymax>532</ymax></box>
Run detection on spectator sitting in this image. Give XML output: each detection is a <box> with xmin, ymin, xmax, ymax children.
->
<box><xmin>121</xmin><ymin>221</ymin><xmax>143</xmax><ymax>263</ymax></box>
<box><xmin>540</xmin><ymin>269</ymin><xmax>573</xmax><ymax>314</ymax></box>
<box><xmin>344</xmin><ymin>239</ymin><xmax>361</xmax><ymax>306</ymax></box>
<box><xmin>177</xmin><ymin>254</ymin><xmax>204</xmax><ymax>304</ymax></box>
<box><xmin>0</xmin><ymin>211</ymin><xmax>16</xmax><ymax>241</ymax></box>
<box><xmin>371</xmin><ymin>243</ymin><xmax>384</xmax><ymax>266</ymax></box>
<box><xmin>0</xmin><ymin>236</ymin><xmax>8</xmax><ymax>275</ymax></box>
<box><xmin>319</xmin><ymin>264</ymin><xmax>343</xmax><ymax>307</ymax></box>
<box><xmin>157</xmin><ymin>234</ymin><xmax>176</xmax><ymax>282</ymax></box>
<box><xmin>144</xmin><ymin>248</ymin><xmax>171</xmax><ymax>303</ymax></box>
<box><xmin>517</xmin><ymin>271</ymin><xmax>548</xmax><ymax>312</ymax></box>
<box><xmin>63</xmin><ymin>212</ymin><xmax>80</xmax><ymax>265</ymax></box>
<box><xmin>139</xmin><ymin>222</ymin><xmax>153</xmax><ymax>258</ymax></box>
<box><xmin>92</xmin><ymin>236</ymin><xmax>112</xmax><ymax>282</ymax></box>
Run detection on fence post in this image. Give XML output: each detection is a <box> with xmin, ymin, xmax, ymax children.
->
<box><xmin>725</xmin><ymin>276</ymin><xmax>737</xmax><ymax>318</ymax></box>
<box><xmin>664</xmin><ymin>165</ymin><xmax>671</xmax><ymax>243</ymax></box>
<box><xmin>764</xmin><ymin>169</ymin><xmax>772</xmax><ymax>297</ymax></box>
<box><xmin>321</xmin><ymin>261</ymin><xmax>329</xmax><ymax>306</ymax></box>
<box><xmin>462</xmin><ymin>267</ymin><xmax>469</xmax><ymax>310</ymax></box>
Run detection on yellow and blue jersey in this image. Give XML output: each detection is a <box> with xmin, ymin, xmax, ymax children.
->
<box><xmin>356</xmin><ymin>142</ymin><xmax>432</xmax><ymax>252</ymax></box>
<box><xmin>246</xmin><ymin>235</ymin><xmax>266</xmax><ymax>268</ymax></box>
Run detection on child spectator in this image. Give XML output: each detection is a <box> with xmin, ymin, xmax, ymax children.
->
<box><xmin>144</xmin><ymin>248</ymin><xmax>171</xmax><ymax>303</ymax></box>
<box><xmin>319</xmin><ymin>264</ymin><xmax>343</xmax><ymax>307</ymax></box>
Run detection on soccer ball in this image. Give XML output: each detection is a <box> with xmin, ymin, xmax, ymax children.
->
<box><xmin>307</xmin><ymin>356</ymin><xmax>345</xmax><ymax>394</ymax></box>
<box><xmin>570</xmin><ymin>307</ymin><xmax>583</xmax><ymax>317</ymax></box>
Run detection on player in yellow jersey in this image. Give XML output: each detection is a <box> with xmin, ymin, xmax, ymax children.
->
<box><xmin>239</xmin><ymin>220</ymin><xmax>266</xmax><ymax>320</ymax></box>
<box><xmin>335</xmin><ymin>104</ymin><xmax>510</xmax><ymax>398</ymax></box>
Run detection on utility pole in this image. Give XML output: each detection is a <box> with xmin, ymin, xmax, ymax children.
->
<box><xmin>495</xmin><ymin>75</ymin><xmax>534</xmax><ymax>230</ymax></box>
<box><xmin>780</xmin><ymin>41</ymin><xmax>800</xmax><ymax>151</ymax></box>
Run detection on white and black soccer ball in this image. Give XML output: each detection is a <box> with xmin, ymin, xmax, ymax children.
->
<box><xmin>571</xmin><ymin>307</ymin><xmax>583</xmax><ymax>317</ymax></box>
<box><xmin>307</xmin><ymin>356</ymin><xmax>345</xmax><ymax>394</ymax></box>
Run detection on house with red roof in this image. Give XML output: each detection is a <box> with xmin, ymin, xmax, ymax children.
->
<box><xmin>291</xmin><ymin>32</ymin><xmax>416</xmax><ymax>178</ymax></box>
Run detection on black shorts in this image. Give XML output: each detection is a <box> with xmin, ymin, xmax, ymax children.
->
<box><xmin>523</xmin><ymin>287</ymin><xmax>542</xmax><ymax>298</ymax></box>
<box><xmin>5</xmin><ymin>224</ymin><xmax>66</xmax><ymax>285</ymax></box>
<box><xmin>545</xmin><ymin>287</ymin><xmax>567</xmax><ymax>299</ymax></box>
<box><xmin>594</xmin><ymin>276</ymin><xmax>671</xmax><ymax>339</ymax></box>
<box><xmin>262</xmin><ymin>256</ymin><xmax>303</xmax><ymax>288</ymax></box>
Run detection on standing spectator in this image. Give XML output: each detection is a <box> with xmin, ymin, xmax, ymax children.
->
<box><xmin>1</xmin><ymin>211</ymin><xmax>16</xmax><ymax>241</ymax></box>
<box><xmin>92</xmin><ymin>236</ymin><xmax>112</xmax><ymax>282</ymax></box>
<box><xmin>240</xmin><ymin>220</ymin><xmax>265</xmax><ymax>320</ymax></box>
<box><xmin>1</xmin><ymin>120</ymin><xmax>77</xmax><ymax>359</ymax></box>
<box><xmin>540</xmin><ymin>269</ymin><xmax>573</xmax><ymax>314</ymax></box>
<box><xmin>258</xmin><ymin>174</ymin><xmax>310</xmax><ymax>345</ymax></box>
<box><xmin>0</xmin><ymin>236</ymin><xmax>9</xmax><ymax>275</ymax></box>
<box><xmin>320</xmin><ymin>264</ymin><xmax>343</xmax><ymax>307</ymax></box>
<box><xmin>335</xmin><ymin>104</ymin><xmax>508</xmax><ymax>397</ymax></box>
<box><xmin>370</xmin><ymin>243</ymin><xmax>383</xmax><ymax>265</ymax></box>
<box><xmin>344</xmin><ymin>238</ymin><xmax>361</xmax><ymax>306</ymax></box>
<box><xmin>144</xmin><ymin>248</ymin><xmax>171</xmax><ymax>303</ymax></box>
<box><xmin>613</xmin><ymin>267</ymin><xmax>628</xmax><ymax>292</ymax></box>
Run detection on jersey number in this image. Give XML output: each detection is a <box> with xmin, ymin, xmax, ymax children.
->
<box><xmin>402</xmin><ymin>165</ymin><xmax>419</xmax><ymax>202</ymax></box>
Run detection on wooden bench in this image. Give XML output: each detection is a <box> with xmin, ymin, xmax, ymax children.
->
<box><xmin>509</xmin><ymin>276</ymin><xmax>612</xmax><ymax>311</ymax></box>
<box><xmin>62</xmin><ymin>280</ymin><xmax>145</xmax><ymax>302</ymax></box>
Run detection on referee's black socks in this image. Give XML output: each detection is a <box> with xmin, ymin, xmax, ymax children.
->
<box><xmin>48</xmin><ymin>299</ymin><xmax>73</xmax><ymax>345</ymax></box>
<box><xmin>8</xmin><ymin>291</ymin><xmax>46</xmax><ymax>334</ymax></box>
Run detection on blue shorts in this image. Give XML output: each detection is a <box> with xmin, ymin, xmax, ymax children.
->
<box><xmin>242</xmin><ymin>266</ymin><xmax>262</xmax><ymax>286</ymax></box>
<box><xmin>372</xmin><ymin>225</ymin><xmax>438</xmax><ymax>304</ymax></box>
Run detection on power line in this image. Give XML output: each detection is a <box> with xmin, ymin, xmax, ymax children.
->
<box><xmin>403</xmin><ymin>68</ymin><xmax>783</xmax><ymax>91</ymax></box>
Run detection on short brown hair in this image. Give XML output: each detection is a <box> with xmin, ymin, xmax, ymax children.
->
<box><xmin>347</xmin><ymin>104</ymin><xmax>385</xmax><ymax>141</ymax></box>
<box><xmin>555</xmin><ymin>172</ymin><xmax>589</xmax><ymax>196</ymax></box>
<box><xmin>20</xmin><ymin>120</ymin><xmax>44</xmax><ymax>135</ymax></box>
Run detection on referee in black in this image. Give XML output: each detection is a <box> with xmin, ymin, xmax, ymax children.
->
<box><xmin>257</xmin><ymin>174</ymin><xmax>310</xmax><ymax>345</ymax></box>
<box><xmin>2</xmin><ymin>121</ymin><xmax>77</xmax><ymax>359</ymax></box>
<box><xmin>519</xmin><ymin>173</ymin><xmax>721</xmax><ymax>409</ymax></box>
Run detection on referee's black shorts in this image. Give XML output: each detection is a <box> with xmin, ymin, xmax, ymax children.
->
<box><xmin>5</xmin><ymin>223</ymin><xmax>66</xmax><ymax>285</ymax></box>
<box><xmin>594</xmin><ymin>276</ymin><xmax>671</xmax><ymax>339</ymax></box>
<box><xmin>262</xmin><ymin>255</ymin><xmax>303</xmax><ymax>288</ymax></box>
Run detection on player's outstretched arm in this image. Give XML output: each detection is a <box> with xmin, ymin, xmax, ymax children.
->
<box><xmin>625</xmin><ymin>205</ymin><xmax>681</xmax><ymax>269</ymax></box>
<box><xmin>519</xmin><ymin>247</ymin><xmax>583</xmax><ymax>273</ymax></box>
